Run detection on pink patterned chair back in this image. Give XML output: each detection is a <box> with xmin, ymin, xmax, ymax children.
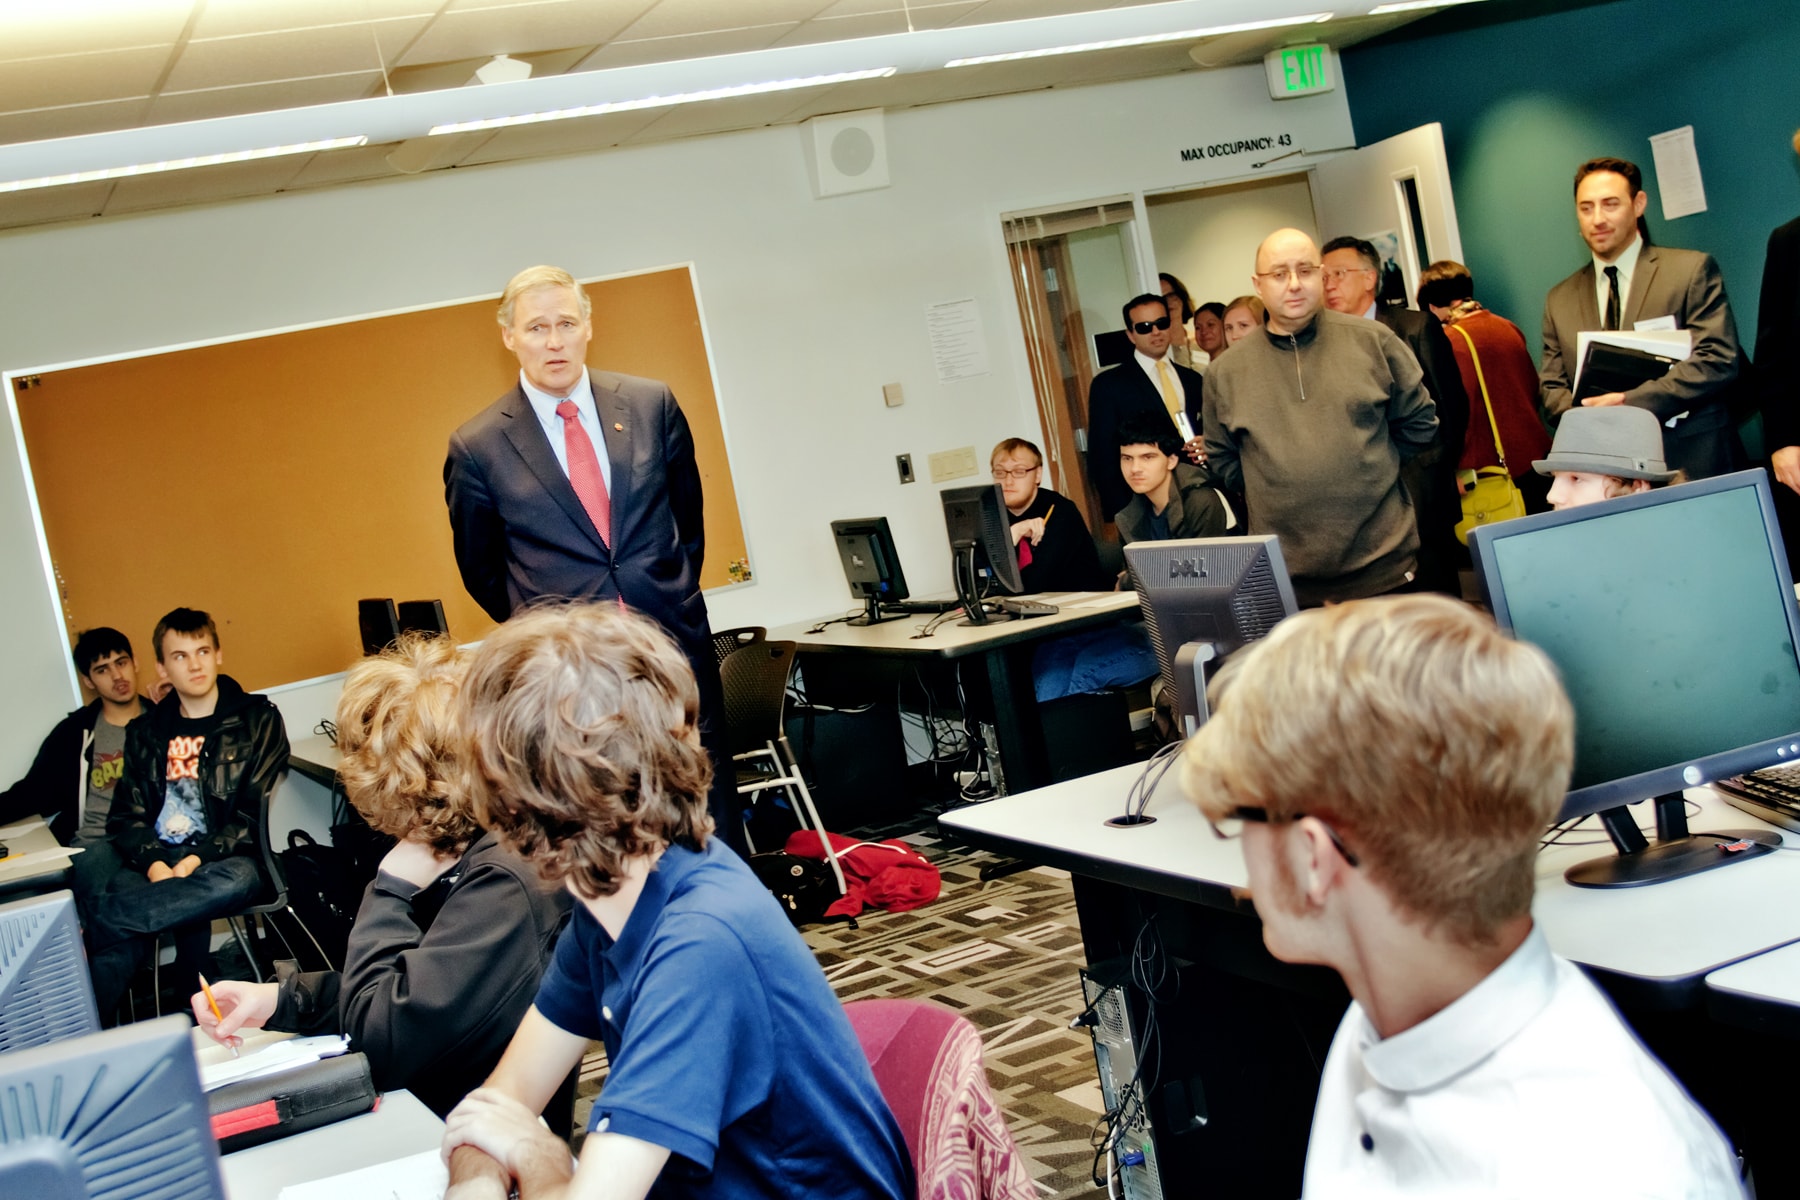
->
<box><xmin>844</xmin><ymin>998</ymin><xmax>1035</xmax><ymax>1200</ymax></box>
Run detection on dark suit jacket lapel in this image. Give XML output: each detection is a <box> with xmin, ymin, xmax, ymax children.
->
<box><xmin>1625</xmin><ymin>246</ymin><xmax>1660</xmax><ymax>328</ymax></box>
<box><xmin>591</xmin><ymin>374</ymin><xmax>634</xmax><ymax>547</ymax></box>
<box><xmin>499</xmin><ymin>386</ymin><xmax>609</xmax><ymax>553</ymax></box>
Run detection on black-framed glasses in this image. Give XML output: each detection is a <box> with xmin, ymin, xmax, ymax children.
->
<box><xmin>1130</xmin><ymin>316</ymin><xmax>1173</xmax><ymax>335</ymax></box>
<box><xmin>1208</xmin><ymin>805</ymin><xmax>1360</xmax><ymax>867</ymax></box>
<box><xmin>992</xmin><ymin>466</ymin><xmax>1039</xmax><ymax>481</ymax></box>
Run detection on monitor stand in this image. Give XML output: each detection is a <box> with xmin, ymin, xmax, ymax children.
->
<box><xmin>1565</xmin><ymin>791</ymin><xmax>1782</xmax><ymax>888</ymax></box>
<box><xmin>951</xmin><ymin>544</ymin><xmax>1015</xmax><ymax>628</ymax></box>
<box><xmin>846</xmin><ymin>593</ymin><xmax>895</xmax><ymax>627</ymax></box>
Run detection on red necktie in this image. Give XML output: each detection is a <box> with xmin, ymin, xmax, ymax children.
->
<box><xmin>556</xmin><ymin>400</ymin><xmax>611</xmax><ymax>548</ymax></box>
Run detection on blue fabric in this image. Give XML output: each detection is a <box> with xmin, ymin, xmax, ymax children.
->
<box><xmin>1031</xmin><ymin>621</ymin><xmax>1159</xmax><ymax>702</ymax></box>
<box><xmin>533</xmin><ymin>840</ymin><xmax>913</xmax><ymax>1200</ymax></box>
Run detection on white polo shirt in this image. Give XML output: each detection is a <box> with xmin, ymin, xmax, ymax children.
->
<box><xmin>1303</xmin><ymin>925</ymin><xmax>1743</xmax><ymax>1199</ymax></box>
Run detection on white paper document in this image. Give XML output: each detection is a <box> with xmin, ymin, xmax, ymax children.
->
<box><xmin>0</xmin><ymin>846</ymin><xmax>82</xmax><ymax>873</ymax></box>
<box><xmin>0</xmin><ymin>818</ymin><xmax>47</xmax><ymax>838</ymax></box>
<box><xmin>926</xmin><ymin>298</ymin><xmax>992</xmax><ymax>384</ymax></box>
<box><xmin>277</xmin><ymin>1148</ymin><xmax>446</xmax><ymax>1200</ymax></box>
<box><xmin>200</xmin><ymin>1033</ymin><xmax>350</xmax><ymax>1091</ymax></box>
<box><xmin>1649</xmin><ymin>126</ymin><xmax>1708</xmax><ymax>220</ymax></box>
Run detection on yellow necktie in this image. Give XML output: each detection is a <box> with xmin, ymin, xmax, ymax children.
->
<box><xmin>1156</xmin><ymin>359</ymin><xmax>1180</xmax><ymax>419</ymax></box>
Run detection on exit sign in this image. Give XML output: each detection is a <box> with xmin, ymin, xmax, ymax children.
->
<box><xmin>1264</xmin><ymin>44</ymin><xmax>1334</xmax><ymax>100</ymax></box>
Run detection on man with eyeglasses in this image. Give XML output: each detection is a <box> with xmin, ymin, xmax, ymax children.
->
<box><xmin>1181</xmin><ymin>594</ymin><xmax>1745</xmax><ymax>1197</ymax></box>
<box><xmin>990</xmin><ymin>438</ymin><xmax>1110</xmax><ymax>593</ymax></box>
<box><xmin>1085</xmin><ymin>293</ymin><xmax>1206</xmax><ymax>522</ymax></box>
<box><xmin>1203</xmin><ymin>229</ymin><xmax>1439</xmax><ymax>607</ymax></box>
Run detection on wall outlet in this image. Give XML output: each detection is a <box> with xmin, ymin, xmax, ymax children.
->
<box><xmin>896</xmin><ymin>453</ymin><xmax>915</xmax><ymax>484</ymax></box>
<box><xmin>928</xmin><ymin>445</ymin><xmax>979</xmax><ymax>483</ymax></box>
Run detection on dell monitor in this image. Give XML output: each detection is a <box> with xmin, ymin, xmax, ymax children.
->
<box><xmin>0</xmin><ymin>890</ymin><xmax>99</xmax><ymax>1053</ymax></box>
<box><xmin>830</xmin><ymin>517</ymin><xmax>910</xmax><ymax>626</ymax></box>
<box><xmin>940</xmin><ymin>484</ymin><xmax>1024</xmax><ymax>626</ymax></box>
<box><xmin>1470</xmin><ymin>469</ymin><xmax>1800</xmax><ymax>887</ymax></box>
<box><xmin>1124</xmin><ymin>536</ymin><xmax>1298</xmax><ymax>740</ymax></box>
<box><xmin>0</xmin><ymin>1014</ymin><xmax>228</xmax><ymax>1199</ymax></box>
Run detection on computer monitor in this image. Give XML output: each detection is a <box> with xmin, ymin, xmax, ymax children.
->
<box><xmin>0</xmin><ymin>890</ymin><xmax>99</xmax><ymax>1053</ymax></box>
<box><xmin>1470</xmin><ymin>469</ymin><xmax>1800</xmax><ymax>887</ymax></box>
<box><xmin>0</xmin><ymin>1014</ymin><xmax>228</xmax><ymax>1198</ymax></box>
<box><xmin>1124</xmin><ymin>536</ymin><xmax>1298</xmax><ymax>739</ymax></box>
<box><xmin>940</xmin><ymin>484</ymin><xmax>1024</xmax><ymax>627</ymax></box>
<box><xmin>830</xmin><ymin>517</ymin><xmax>910</xmax><ymax>626</ymax></box>
<box><xmin>396</xmin><ymin>598</ymin><xmax>450</xmax><ymax>638</ymax></box>
<box><xmin>357</xmin><ymin>598</ymin><xmax>400</xmax><ymax>656</ymax></box>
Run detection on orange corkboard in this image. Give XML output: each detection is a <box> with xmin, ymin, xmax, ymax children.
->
<box><xmin>14</xmin><ymin>266</ymin><xmax>748</xmax><ymax>694</ymax></box>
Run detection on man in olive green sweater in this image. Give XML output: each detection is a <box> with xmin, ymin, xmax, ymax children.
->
<box><xmin>1203</xmin><ymin>229</ymin><xmax>1440</xmax><ymax>607</ymax></box>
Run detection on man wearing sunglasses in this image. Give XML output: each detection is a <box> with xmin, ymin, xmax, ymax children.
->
<box><xmin>1085</xmin><ymin>294</ymin><xmax>1206</xmax><ymax>522</ymax></box>
<box><xmin>1181</xmin><ymin>595</ymin><xmax>1743</xmax><ymax>1197</ymax></box>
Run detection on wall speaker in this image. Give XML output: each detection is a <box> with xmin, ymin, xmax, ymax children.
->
<box><xmin>803</xmin><ymin>108</ymin><xmax>890</xmax><ymax>199</ymax></box>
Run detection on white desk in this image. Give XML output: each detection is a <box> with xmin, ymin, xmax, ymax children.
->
<box><xmin>772</xmin><ymin>591</ymin><xmax>1140</xmax><ymax>793</ymax></box>
<box><xmin>940</xmin><ymin>767</ymin><xmax>1800</xmax><ymax>1000</ymax></box>
<box><xmin>221</xmin><ymin>1087</ymin><xmax>444</xmax><ymax>1200</ymax></box>
<box><xmin>286</xmin><ymin>734</ymin><xmax>343</xmax><ymax>791</ymax></box>
<box><xmin>0</xmin><ymin>816</ymin><xmax>76</xmax><ymax>895</ymax></box>
<box><xmin>1705</xmin><ymin>942</ymin><xmax>1800</xmax><ymax>1038</ymax></box>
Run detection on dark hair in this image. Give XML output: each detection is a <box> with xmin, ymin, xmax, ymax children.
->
<box><xmin>1416</xmin><ymin>260</ymin><xmax>1475</xmax><ymax>310</ymax></box>
<box><xmin>1157</xmin><ymin>273</ymin><xmax>1193</xmax><ymax>322</ymax></box>
<box><xmin>1321</xmin><ymin>235</ymin><xmax>1380</xmax><ymax>271</ymax></box>
<box><xmin>152</xmin><ymin>607</ymin><xmax>219</xmax><ymax>663</ymax></box>
<box><xmin>72</xmin><ymin>627</ymin><xmax>132</xmax><ymax>675</ymax></box>
<box><xmin>1122</xmin><ymin>293</ymin><xmax>1168</xmax><ymax>326</ymax></box>
<box><xmin>1117</xmin><ymin>412</ymin><xmax>1181</xmax><ymax>457</ymax></box>
<box><xmin>1574</xmin><ymin>157</ymin><xmax>1651</xmax><ymax>244</ymax></box>
<box><xmin>1194</xmin><ymin>301</ymin><xmax>1227</xmax><ymax>322</ymax></box>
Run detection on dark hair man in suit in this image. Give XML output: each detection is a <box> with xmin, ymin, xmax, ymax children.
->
<box><xmin>1084</xmin><ymin>293</ymin><xmax>1206</xmax><ymax>522</ymax></box>
<box><xmin>1539</xmin><ymin>157</ymin><xmax>1745</xmax><ymax>482</ymax></box>
<box><xmin>1758</xmin><ymin>130</ymin><xmax>1800</xmax><ymax>575</ymax></box>
<box><xmin>443</xmin><ymin>265</ymin><xmax>740</xmax><ymax>853</ymax></box>
<box><xmin>1321</xmin><ymin>235</ymin><xmax>1470</xmax><ymax>597</ymax></box>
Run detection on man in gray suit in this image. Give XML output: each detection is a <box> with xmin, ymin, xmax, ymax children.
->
<box><xmin>1540</xmin><ymin>157</ymin><xmax>1744</xmax><ymax>480</ymax></box>
<box><xmin>444</xmin><ymin>265</ymin><xmax>740</xmax><ymax>850</ymax></box>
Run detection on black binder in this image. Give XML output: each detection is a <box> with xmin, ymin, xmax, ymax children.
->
<box><xmin>1574</xmin><ymin>341</ymin><xmax>1679</xmax><ymax>402</ymax></box>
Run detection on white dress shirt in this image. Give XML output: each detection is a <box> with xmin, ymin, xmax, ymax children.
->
<box><xmin>1593</xmin><ymin>234</ymin><xmax>1645</xmax><ymax>325</ymax></box>
<box><xmin>519</xmin><ymin>367</ymin><xmax>613</xmax><ymax>494</ymax></box>
<box><xmin>1303</xmin><ymin>925</ymin><xmax>1743</xmax><ymax>1199</ymax></box>
<box><xmin>1134</xmin><ymin>349</ymin><xmax>1185</xmax><ymax>412</ymax></box>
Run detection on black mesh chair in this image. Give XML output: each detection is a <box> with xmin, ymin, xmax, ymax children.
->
<box><xmin>712</xmin><ymin>625</ymin><xmax>766</xmax><ymax>665</ymax></box>
<box><xmin>223</xmin><ymin>773</ymin><xmax>334</xmax><ymax>980</ymax></box>
<box><xmin>718</xmin><ymin>640</ymin><xmax>845</xmax><ymax>896</ymax></box>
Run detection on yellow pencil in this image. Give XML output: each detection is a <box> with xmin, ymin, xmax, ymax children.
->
<box><xmin>199</xmin><ymin>973</ymin><xmax>239</xmax><ymax>1058</ymax></box>
<box><xmin>1043</xmin><ymin>504</ymin><xmax>1055</xmax><ymax>525</ymax></box>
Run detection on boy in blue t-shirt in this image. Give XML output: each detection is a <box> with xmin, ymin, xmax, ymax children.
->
<box><xmin>441</xmin><ymin>604</ymin><xmax>913</xmax><ymax>1200</ymax></box>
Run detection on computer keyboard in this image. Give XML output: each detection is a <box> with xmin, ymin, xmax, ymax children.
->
<box><xmin>1714</xmin><ymin>764</ymin><xmax>1800</xmax><ymax>833</ymax></box>
<box><xmin>882</xmin><ymin>598</ymin><xmax>960</xmax><ymax>614</ymax></box>
<box><xmin>999</xmin><ymin>597</ymin><xmax>1059</xmax><ymax>618</ymax></box>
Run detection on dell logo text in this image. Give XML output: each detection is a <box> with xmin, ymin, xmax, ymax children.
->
<box><xmin>1169</xmin><ymin>558</ymin><xmax>1206</xmax><ymax>579</ymax></box>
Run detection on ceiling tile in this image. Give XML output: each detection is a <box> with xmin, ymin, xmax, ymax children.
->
<box><xmin>0</xmin><ymin>180</ymin><xmax>114</xmax><ymax>230</ymax></box>
<box><xmin>615</xmin><ymin>0</ymin><xmax>834</xmax><ymax>40</ymax></box>
<box><xmin>145</xmin><ymin>72</ymin><xmax>388</xmax><ymax>125</ymax></box>
<box><xmin>0</xmin><ymin>98</ymin><xmax>150</xmax><ymax>145</ymax></box>
<box><xmin>385</xmin><ymin>45</ymin><xmax>594</xmax><ymax>93</ymax></box>
<box><xmin>953</xmin><ymin>0</ymin><xmax>1138</xmax><ymax>25</ymax></box>
<box><xmin>0</xmin><ymin>46</ymin><xmax>174</xmax><ymax>111</ymax></box>
<box><xmin>0</xmin><ymin>2</ymin><xmax>193</xmax><ymax>61</ymax></box>
<box><xmin>166</xmin><ymin>19</ymin><xmax>432</xmax><ymax>91</ymax></box>
<box><xmin>282</xmin><ymin>141</ymin><xmax>416</xmax><ymax>189</ymax></box>
<box><xmin>811</xmin><ymin>0</ymin><xmax>1037</xmax><ymax>17</ymax></box>
<box><xmin>103</xmin><ymin>154</ymin><xmax>313</xmax><ymax>213</ymax></box>
<box><xmin>771</xmin><ymin>13</ymin><xmax>913</xmax><ymax>43</ymax></box>
<box><xmin>573</xmin><ymin>25</ymin><xmax>796</xmax><ymax>70</ymax></box>
<box><xmin>398</xmin><ymin>0</ymin><xmax>655</xmax><ymax>67</ymax></box>
<box><xmin>457</xmin><ymin>107</ymin><xmax>665</xmax><ymax>164</ymax></box>
<box><xmin>192</xmin><ymin>0</ymin><xmax>443</xmax><ymax>40</ymax></box>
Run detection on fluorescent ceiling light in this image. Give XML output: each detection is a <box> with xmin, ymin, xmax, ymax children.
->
<box><xmin>1369</xmin><ymin>0</ymin><xmax>1485</xmax><ymax>12</ymax></box>
<box><xmin>0</xmin><ymin>136</ymin><xmax>369</xmax><ymax>194</ymax></box>
<box><xmin>429</xmin><ymin>68</ymin><xmax>898</xmax><ymax>136</ymax></box>
<box><xmin>945</xmin><ymin>13</ymin><xmax>1334</xmax><ymax>67</ymax></box>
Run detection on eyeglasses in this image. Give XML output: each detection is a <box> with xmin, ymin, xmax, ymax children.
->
<box><xmin>1254</xmin><ymin>264</ymin><xmax>1321</xmax><ymax>285</ymax></box>
<box><xmin>1322</xmin><ymin>266</ymin><xmax>1374</xmax><ymax>282</ymax></box>
<box><xmin>992</xmin><ymin>466</ymin><xmax>1040</xmax><ymax>481</ymax></box>
<box><xmin>1208</xmin><ymin>805</ymin><xmax>1361</xmax><ymax>867</ymax></box>
<box><xmin>1130</xmin><ymin>316</ymin><xmax>1173</xmax><ymax>335</ymax></box>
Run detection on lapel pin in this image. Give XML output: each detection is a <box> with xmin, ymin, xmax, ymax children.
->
<box><xmin>614</xmin><ymin>422</ymin><xmax>624</xmax><ymax>431</ymax></box>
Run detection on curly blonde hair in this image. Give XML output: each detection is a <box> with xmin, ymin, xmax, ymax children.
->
<box><xmin>334</xmin><ymin>634</ymin><xmax>482</xmax><ymax>855</ymax></box>
<box><xmin>455</xmin><ymin>603</ymin><xmax>714</xmax><ymax>899</ymax></box>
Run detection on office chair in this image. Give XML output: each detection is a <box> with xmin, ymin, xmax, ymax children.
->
<box><xmin>221</xmin><ymin>771</ymin><xmax>336</xmax><ymax>980</ymax></box>
<box><xmin>711</xmin><ymin>625</ymin><xmax>765</xmax><ymax>665</ymax></box>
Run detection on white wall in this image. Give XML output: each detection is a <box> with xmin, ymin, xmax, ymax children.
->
<box><xmin>1147</xmin><ymin>172</ymin><xmax>1319</xmax><ymax>313</ymax></box>
<box><xmin>0</xmin><ymin>65</ymin><xmax>1352</xmax><ymax>781</ymax></box>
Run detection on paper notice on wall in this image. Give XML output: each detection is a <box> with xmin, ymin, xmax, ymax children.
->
<box><xmin>1648</xmin><ymin>126</ymin><xmax>1707</xmax><ymax>220</ymax></box>
<box><xmin>927</xmin><ymin>298</ymin><xmax>991</xmax><ymax>384</ymax></box>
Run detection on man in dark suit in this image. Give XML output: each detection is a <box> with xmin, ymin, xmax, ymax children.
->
<box><xmin>1757</xmin><ymin>133</ymin><xmax>1800</xmax><ymax>574</ymax></box>
<box><xmin>1085</xmin><ymin>293</ymin><xmax>1205</xmax><ymax>522</ymax></box>
<box><xmin>1540</xmin><ymin>157</ymin><xmax>1744</xmax><ymax>481</ymax></box>
<box><xmin>1322</xmin><ymin>236</ymin><xmax>1469</xmax><ymax>596</ymax></box>
<box><xmin>444</xmin><ymin>265</ymin><xmax>739</xmax><ymax>849</ymax></box>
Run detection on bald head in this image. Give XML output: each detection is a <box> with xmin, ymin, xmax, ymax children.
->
<box><xmin>1252</xmin><ymin>228</ymin><xmax>1325</xmax><ymax>335</ymax></box>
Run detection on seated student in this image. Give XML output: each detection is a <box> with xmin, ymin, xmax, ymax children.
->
<box><xmin>1181</xmin><ymin>595</ymin><xmax>1745</xmax><ymax>1197</ymax></box>
<box><xmin>86</xmin><ymin>607</ymin><xmax>289</xmax><ymax>1016</ymax></box>
<box><xmin>992</xmin><ymin>437</ymin><xmax>1110</xmax><ymax>592</ymax></box>
<box><xmin>191</xmin><ymin>635</ymin><xmax>571</xmax><ymax>1120</ymax></box>
<box><xmin>0</xmin><ymin>627</ymin><xmax>153</xmax><ymax>916</ymax></box>
<box><xmin>439</xmin><ymin>603</ymin><xmax>913</xmax><ymax>1200</ymax></box>
<box><xmin>1114</xmin><ymin>412</ymin><xmax>1235</xmax><ymax>544</ymax></box>
<box><xmin>1535</xmin><ymin>406</ymin><xmax>1680</xmax><ymax>511</ymax></box>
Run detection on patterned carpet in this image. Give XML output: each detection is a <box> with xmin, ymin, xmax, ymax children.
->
<box><xmin>574</xmin><ymin>825</ymin><xmax>1108</xmax><ymax>1199</ymax></box>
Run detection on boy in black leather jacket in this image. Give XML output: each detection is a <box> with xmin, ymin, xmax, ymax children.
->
<box><xmin>87</xmin><ymin>607</ymin><xmax>289</xmax><ymax>1017</ymax></box>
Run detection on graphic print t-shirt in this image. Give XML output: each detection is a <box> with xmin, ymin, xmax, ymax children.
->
<box><xmin>77</xmin><ymin>718</ymin><xmax>130</xmax><ymax>846</ymax></box>
<box><xmin>155</xmin><ymin>716</ymin><xmax>214</xmax><ymax>847</ymax></box>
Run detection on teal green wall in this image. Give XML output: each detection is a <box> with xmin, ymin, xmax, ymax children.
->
<box><xmin>1342</xmin><ymin>0</ymin><xmax>1800</xmax><ymax>361</ymax></box>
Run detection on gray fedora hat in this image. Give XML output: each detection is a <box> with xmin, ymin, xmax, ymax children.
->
<box><xmin>1532</xmin><ymin>406</ymin><xmax>1677</xmax><ymax>483</ymax></box>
